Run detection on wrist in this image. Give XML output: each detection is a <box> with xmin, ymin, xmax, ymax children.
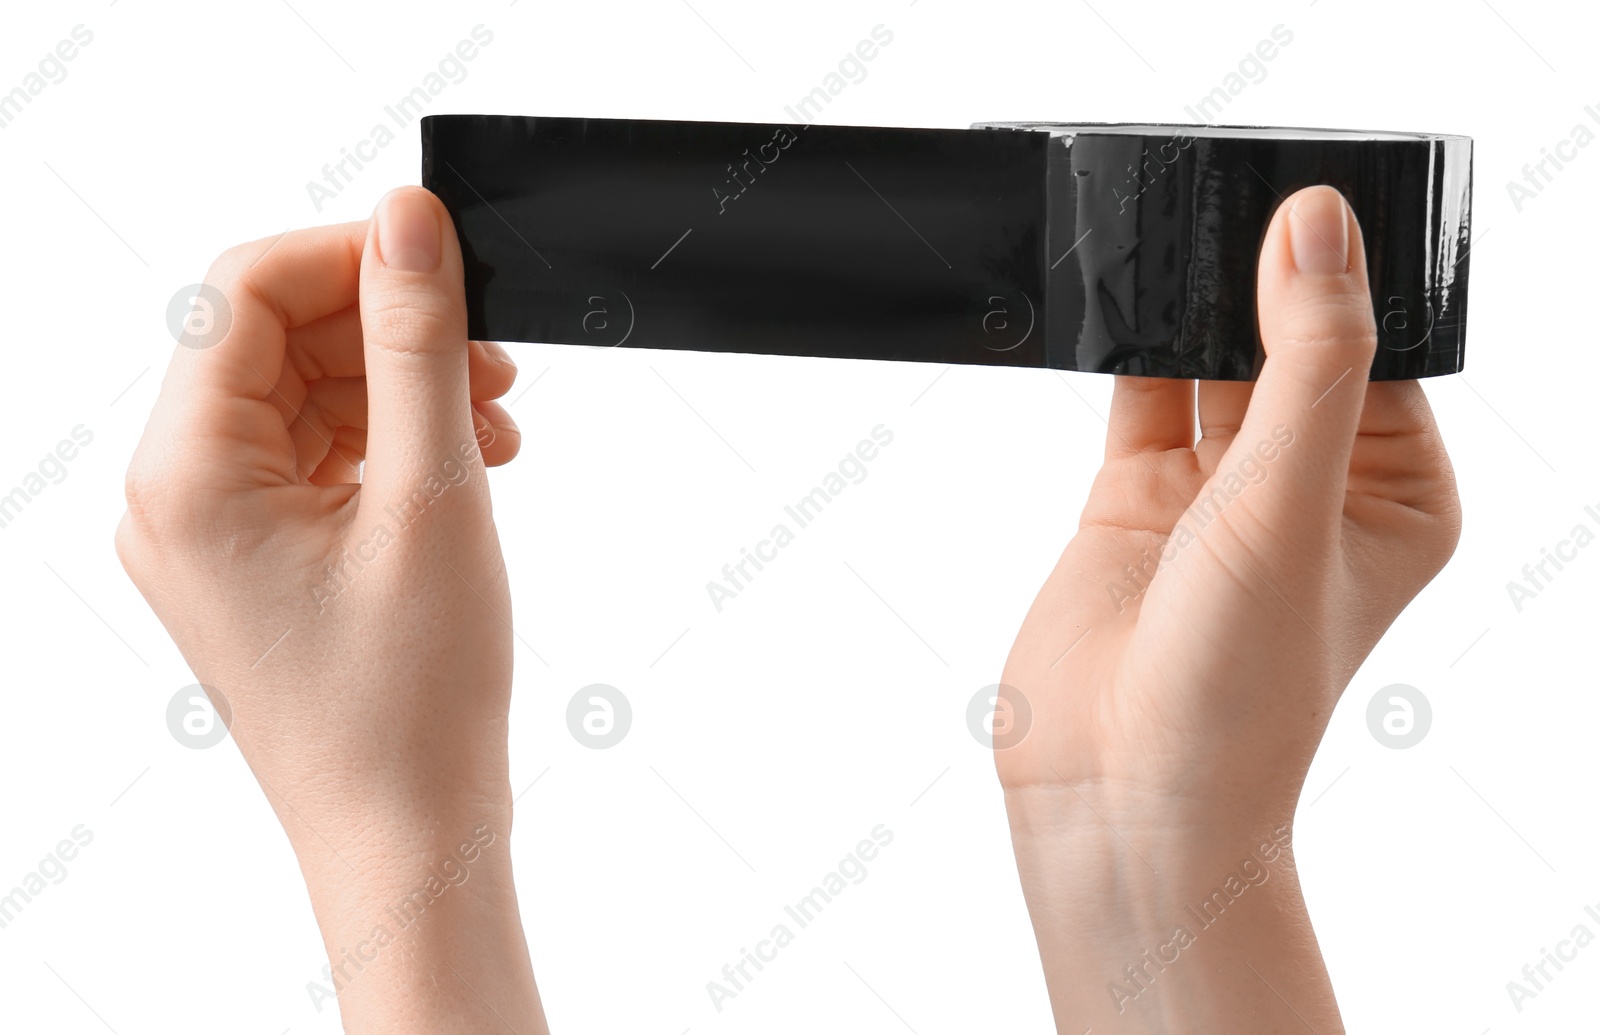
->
<box><xmin>296</xmin><ymin>814</ymin><xmax>548</xmax><ymax>1033</ymax></box>
<box><xmin>1003</xmin><ymin>782</ymin><xmax>1340</xmax><ymax>1034</ymax></box>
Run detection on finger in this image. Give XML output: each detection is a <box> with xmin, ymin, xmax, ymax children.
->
<box><xmin>1195</xmin><ymin>380</ymin><xmax>1254</xmax><ymax>476</ymax></box>
<box><xmin>356</xmin><ymin>187</ymin><xmax>483</xmax><ymax>510</ymax></box>
<box><xmin>1356</xmin><ymin>380</ymin><xmax>1435</xmax><ymax>438</ymax></box>
<box><xmin>468</xmin><ymin>341</ymin><xmax>519</xmax><ymax>401</ymax></box>
<box><xmin>188</xmin><ymin>223</ymin><xmax>367</xmax><ymax>400</ymax></box>
<box><xmin>305</xmin><ymin>376</ymin><xmax>370</xmax><ymax>429</ymax></box>
<box><xmin>309</xmin><ymin>426</ymin><xmax>368</xmax><ymax>486</ymax></box>
<box><xmin>279</xmin><ymin>350</ymin><xmax>514</xmax><ymax>483</ymax></box>
<box><xmin>288</xmin><ymin>307</ymin><xmax>518</xmax><ymax>400</ymax></box>
<box><xmin>137</xmin><ymin>222</ymin><xmax>367</xmax><ymax>491</ymax></box>
<box><xmin>1080</xmin><ymin>378</ymin><xmax>1199</xmax><ymax>538</ymax></box>
<box><xmin>1225</xmin><ymin>185</ymin><xmax>1376</xmax><ymax>530</ymax></box>
<box><xmin>284</xmin><ymin>353</ymin><xmax>515</xmax><ymax>481</ymax></box>
<box><xmin>1103</xmin><ymin>377</ymin><xmax>1195</xmax><ymax>460</ymax></box>
<box><xmin>286</xmin><ymin>304</ymin><xmax>365</xmax><ymax>378</ymax></box>
<box><xmin>1348</xmin><ymin>381</ymin><xmax>1457</xmax><ymax>515</ymax></box>
<box><xmin>286</xmin><ymin>377</ymin><xmax>369</xmax><ymax>480</ymax></box>
<box><xmin>473</xmin><ymin>399</ymin><xmax>522</xmax><ymax>467</ymax></box>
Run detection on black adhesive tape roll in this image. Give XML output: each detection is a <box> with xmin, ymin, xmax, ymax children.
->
<box><xmin>421</xmin><ymin>115</ymin><xmax>1471</xmax><ymax>380</ymax></box>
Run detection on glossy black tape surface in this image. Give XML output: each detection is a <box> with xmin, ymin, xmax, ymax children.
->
<box><xmin>421</xmin><ymin>115</ymin><xmax>1471</xmax><ymax>380</ymax></box>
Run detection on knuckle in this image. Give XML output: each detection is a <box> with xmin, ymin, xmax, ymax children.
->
<box><xmin>206</xmin><ymin>230</ymin><xmax>308</xmax><ymax>321</ymax></box>
<box><xmin>206</xmin><ymin>245</ymin><xmax>257</xmax><ymax>296</ymax></box>
<box><xmin>193</xmin><ymin>250</ymin><xmax>261</xmax><ymax>328</ymax></box>
<box><xmin>1276</xmin><ymin>290</ymin><xmax>1378</xmax><ymax>341</ymax></box>
<box><xmin>122</xmin><ymin>447</ymin><xmax>194</xmax><ymax>543</ymax></box>
<box><xmin>213</xmin><ymin>241</ymin><xmax>255</xmax><ymax>274</ymax></box>
<box><xmin>121</xmin><ymin>462</ymin><xmax>164</xmax><ymax>538</ymax></box>
<box><xmin>364</xmin><ymin>294</ymin><xmax>463</xmax><ymax>358</ymax></box>
<box><xmin>215</xmin><ymin>228</ymin><xmax>291</xmax><ymax>275</ymax></box>
<box><xmin>113</xmin><ymin>511</ymin><xmax>142</xmax><ymax>577</ymax></box>
<box><xmin>1268</xmin><ymin>304</ymin><xmax>1378</xmax><ymax>363</ymax></box>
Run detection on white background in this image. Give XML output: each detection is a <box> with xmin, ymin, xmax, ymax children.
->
<box><xmin>1</xmin><ymin>0</ymin><xmax>1595</xmax><ymax>1032</ymax></box>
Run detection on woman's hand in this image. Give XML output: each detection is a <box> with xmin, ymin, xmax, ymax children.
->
<box><xmin>997</xmin><ymin>185</ymin><xmax>1461</xmax><ymax>1033</ymax></box>
<box><xmin>117</xmin><ymin>187</ymin><xmax>548</xmax><ymax>1033</ymax></box>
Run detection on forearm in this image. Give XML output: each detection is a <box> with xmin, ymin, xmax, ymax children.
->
<box><xmin>1005</xmin><ymin>783</ymin><xmax>1341</xmax><ymax>1035</ymax></box>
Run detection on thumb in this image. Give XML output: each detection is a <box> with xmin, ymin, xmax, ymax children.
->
<box><xmin>1227</xmin><ymin>184</ymin><xmax>1376</xmax><ymax>532</ymax></box>
<box><xmin>357</xmin><ymin>186</ymin><xmax>483</xmax><ymax>511</ymax></box>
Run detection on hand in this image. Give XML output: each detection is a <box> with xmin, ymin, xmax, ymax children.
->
<box><xmin>116</xmin><ymin>187</ymin><xmax>548</xmax><ymax>1033</ymax></box>
<box><xmin>996</xmin><ymin>186</ymin><xmax>1461</xmax><ymax>1033</ymax></box>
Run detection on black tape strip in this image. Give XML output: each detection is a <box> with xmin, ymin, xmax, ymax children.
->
<box><xmin>421</xmin><ymin>115</ymin><xmax>1470</xmax><ymax>380</ymax></box>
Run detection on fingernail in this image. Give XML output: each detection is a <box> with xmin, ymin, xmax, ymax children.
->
<box><xmin>1287</xmin><ymin>187</ymin><xmax>1350</xmax><ymax>275</ymax></box>
<box><xmin>474</xmin><ymin>409</ymin><xmax>497</xmax><ymax>449</ymax></box>
<box><xmin>376</xmin><ymin>189</ymin><xmax>441</xmax><ymax>273</ymax></box>
<box><xmin>481</xmin><ymin>339</ymin><xmax>516</xmax><ymax>371</ymax></box>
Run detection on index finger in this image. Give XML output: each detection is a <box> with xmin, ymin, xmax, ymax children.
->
<box><xmin>134</xmin><ymin>220</ymin><xmax>368</xmax><ymax>493</ymax></box>
<box><xmin>172</xmin><ymin>220</ymin><xmax>367</xmax><ymax>410</ymax></box>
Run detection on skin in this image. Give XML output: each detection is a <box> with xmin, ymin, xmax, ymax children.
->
<box><xmin>117</xmin><ymin>182</ymin><xmax>1456</xmax><ymax>1032</ymax></box>
<box><xmin>117</xmin><ymin>187</ymin><xmax>548</xmax><ymax>1033</ymax></box>
<box><xmin>996</xmin><ymin>185</ymin><xmax>1461</xmax><ymax>1032</ymax></box>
